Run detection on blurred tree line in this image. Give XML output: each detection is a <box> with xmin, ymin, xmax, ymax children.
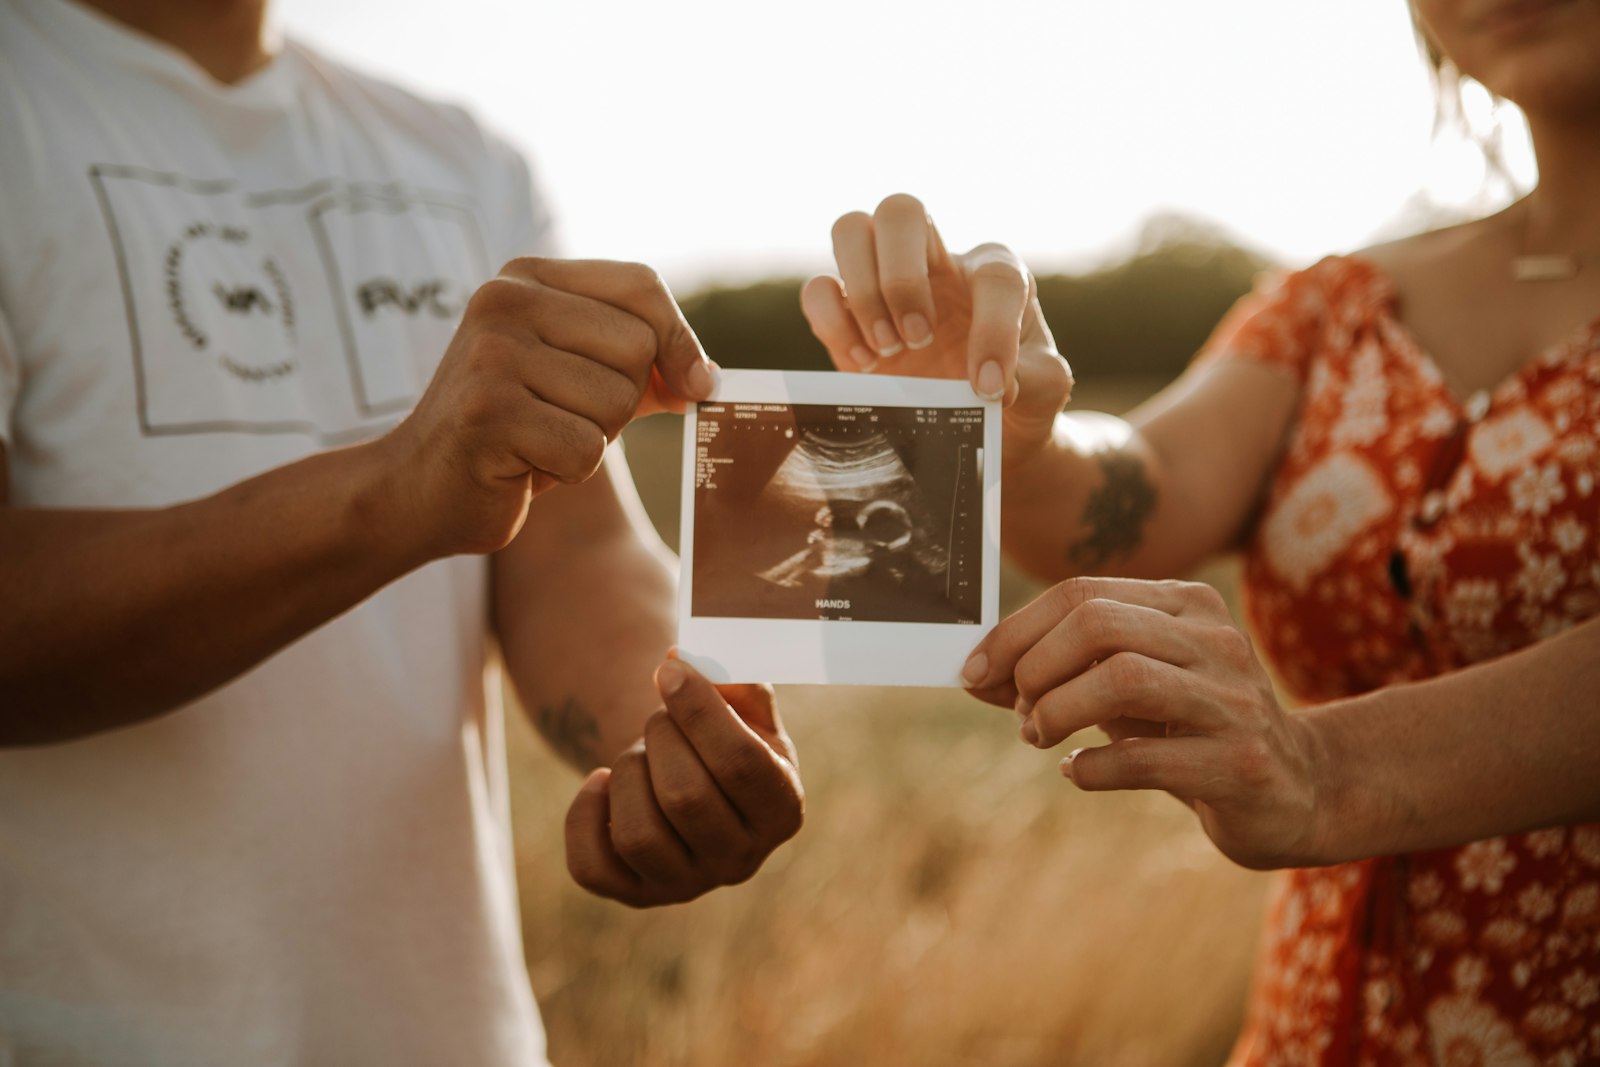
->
<box><xmin>679</xmin><ymin>214</ymin><xmax>1275</xmax><ymax>381</ymax></box>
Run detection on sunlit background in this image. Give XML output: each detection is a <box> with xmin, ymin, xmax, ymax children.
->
<box><xmin>266</xmin><ymin>4</ymin><xmax>1537</xmax><ymax>1065</ymax></box>
<box><xmin>276</xmin><ymin>0</ymin><xmax>1533</xmax><ymax>288</ymax></box>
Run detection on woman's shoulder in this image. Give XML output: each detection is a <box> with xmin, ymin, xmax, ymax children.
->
<box><xmin>1351</xmin><ymin>211</ymin><xmax>1508</xmax><ymax>300</ymax></box>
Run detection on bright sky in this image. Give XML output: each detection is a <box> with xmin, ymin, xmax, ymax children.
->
<box><xmin>275</xmin><ymin>0</ymin><xmax>1534</xmax><ymax>290</ymax></box>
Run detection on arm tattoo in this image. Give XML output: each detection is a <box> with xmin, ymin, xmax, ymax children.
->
<box><xmin>534</xmin><ymin>697</ymin><xmax>602</xmax><ymax>772</ymax></box>
<box><xmin>1068</xmin><ymin>451</ymin><xmax>1156</xmax><ymax>571</ymax></box>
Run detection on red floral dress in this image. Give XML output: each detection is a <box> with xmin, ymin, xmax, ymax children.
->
<box><xmin>1196</xmin><ymin>256</ymin><xmax>1600</xmax><ymax>1066</ymax></box>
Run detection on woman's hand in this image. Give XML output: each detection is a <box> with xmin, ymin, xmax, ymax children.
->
<box><xmin>801</xmin><ymin>194</ymin><xmax>1073</xmax><ymax>467</ymax></box>
<box><xmin>960</xmin><ymin>576</ymin><xmax>1330</xmax><ymax>870</ymax></box>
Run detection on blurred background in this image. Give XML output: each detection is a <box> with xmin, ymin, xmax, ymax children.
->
<box><xmin>274</xmin><ymin>3</ymin><xmax>1528</xmax><ymax>1064</ymax></box>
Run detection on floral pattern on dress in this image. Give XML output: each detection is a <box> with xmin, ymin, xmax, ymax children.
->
<box><xmin>1196</xmin><ymin>256</ymin><xmax>1600</xmax><ymax>1067</ymax></box>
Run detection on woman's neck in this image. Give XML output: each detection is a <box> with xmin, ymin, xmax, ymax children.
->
<box><xmin>78</xmin><ymin>0</ymin><xmax>272</xmax><ymax>84</ymax></box>
<box><xmin>1522</xmin><ymin>108</ymin><xmax>1600</xmax><ymax>253</ymax></box>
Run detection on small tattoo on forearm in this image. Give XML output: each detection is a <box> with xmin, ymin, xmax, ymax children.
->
<box><xmin>535</xmin><ymin>697</ymin><xmax>601</xmax><ymax>772</ymax></box>
<box><xmin>1068</xmin><ymin>451</ymin><xmax>1156</xmax><ymax>570</ymax></box>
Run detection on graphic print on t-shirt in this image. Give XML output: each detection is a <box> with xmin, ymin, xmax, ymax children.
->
<box><xmin>89</xmin><ymin>164</ymin><xmax>490</xmax><ymax>442</ymax></box>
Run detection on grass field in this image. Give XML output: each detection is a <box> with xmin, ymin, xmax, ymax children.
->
<box><xmin>505</xmin><ymin>379</ymin><xmax>1272</xmax><ymax>1067</ymax></box>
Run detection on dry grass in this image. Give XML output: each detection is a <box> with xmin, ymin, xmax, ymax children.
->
<box><xmin>506</xmin><ymin>377</ymin><xmax>1272</xmax><ymax>1067</ymax></box>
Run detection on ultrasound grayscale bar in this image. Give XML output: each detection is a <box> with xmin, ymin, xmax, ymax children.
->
<box><xmin>692</xmin><ymin>402</ymin><xmax>984</xmax><ymax>624</ymax></box>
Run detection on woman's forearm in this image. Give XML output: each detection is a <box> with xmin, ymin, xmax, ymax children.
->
<box><xmin>1002</xmin><ymin>412</ymin><xmax>1191</xmax><ymax>582</ymax></box>
<box><xmin>1001</xmin><ymin>360</ymin><xmax>1301</xmax><ymax>585</ymax></box>
<box><xmin>1305</xmin><ymin>615</ymin><xmax>1600</xmax><ymax>864</ymax></box>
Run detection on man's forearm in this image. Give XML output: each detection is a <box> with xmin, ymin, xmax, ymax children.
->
<box><xmin>0</xmin><ymin>439</ymin><xmax>425</xmax><ymax>743</ymax></box>
<box><xmin>496</xmin><ymin>529</ymin><xmax>675</xmax><ymax>771</ymax></box>
<box><xmin>493</xmin><ymin>449</ymin><xmax>678</xmax><ymax>771</ymax></box>
<box><xmin>1305</xmin><ymin>616</ymin><xmax>1600</xmax><ymax>865</ymax></box>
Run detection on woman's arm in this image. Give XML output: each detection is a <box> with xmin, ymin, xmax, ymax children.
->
<box><xmin>1304</xmin><ymin>615</ymin><xmax>1600</xmax><ymax>862</ymax></box>
<box><xmin>963</xmin><ymin>576</ymin><xmax>1600</xmax><ymax>870</ymax></box>
<box><xmin>801</xmin><ymin>194</ymin><xmax>1300</xmax><ymax>584</ymax></box>
<box><xmin>1001</xmin><ymin>357</ymin><xmax>1300</xmax><ymax>581</ymax></box>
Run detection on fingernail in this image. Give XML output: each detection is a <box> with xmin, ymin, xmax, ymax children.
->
<box><xmin>902</xmin><ymin>313</ymin><xmax>933</xmax><ymax>349</ymax></box>
<box><xmin>1020</xmin><ymin>717</ymin><xmax>1039</xmax><ymax>746</ymax></box>
<box><xmin>657</xmin><ymin>660</ymin><xmax>687</xmax><ymax>696</ymax></box>
<box><xmin>873</xmin><ymin>320</ymin><xmax>904</xmax><ymax>358</ymax></box>
<box><xmin>976</xmin><ymin>361</ymin><xmax>1004</xmax><ymax>400</ymax></box>
<box><xmin>850</xmin><ymin>344</ymin><xmax>878</xmax><ymax>372</ymax></box>
<box><xmin>687</xmin><ymin>359</ymin><xmax>714</xmax><ymax>399</ymax></box>
<box><xmin>1061</xmin><ymin>748</ymin><xmax>1083</xmax><ymax>781</ymax></box>
<box><xmin>960</xmin><ymin>651</ymin><xmax>988</xmax><ymax>687</ymax></box>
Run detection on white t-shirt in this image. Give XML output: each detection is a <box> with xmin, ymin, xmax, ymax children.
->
<box><xmin>0</xmin><ymin>2</ymin><xmax>556</xmax><ymax>1062</ymax></box>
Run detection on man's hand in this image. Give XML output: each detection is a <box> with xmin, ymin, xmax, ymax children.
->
<box><xmin>564</xmin><ymin>659</ymin><xmax>804</xmax><ymax>907</ymax></box>
<box><xmin>377</xmin><ymin>258</ymin><xmax>716</xmax><ymax>559</ymax></box>
<box><xmin>800</xmin><ymin>193</ymin><xmax>1073</xmax><ymax>467</ymax></box>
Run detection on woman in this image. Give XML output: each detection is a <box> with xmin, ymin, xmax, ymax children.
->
<box><xmin>800</xmin><ymin>1</ymin><xmax>1600</xmax><ymax>1062</ymax></box>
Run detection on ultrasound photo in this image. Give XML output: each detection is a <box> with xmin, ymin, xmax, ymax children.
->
<box><xmin>692</xmin><ymin>402</ymin><xmax>984</xmax><ymax>624</ymax></box>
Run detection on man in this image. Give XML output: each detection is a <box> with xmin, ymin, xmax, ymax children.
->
<box><xmin>0</xmin><ymin>0</ymin><xmax>804</xmax><ymax>1062</ymax></box>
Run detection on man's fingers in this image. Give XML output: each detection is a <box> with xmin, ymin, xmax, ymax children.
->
<box><xmin>656</xmin><ymin>661</ymin><xmax>803</xmax><ymax>843</ymax></box>
<box><xmin>564</xmin><ymin>768</ymin><xmax>648</xmax><ymax>903</ymax></box>
<box><xmin>515</xmin><ymin>345</ymin><xmax>642</xmax><ymax>441</ymax></box>
<box><xmin>505</xmin><ymin>257</ymin><xmax>715</xmax><ymax>404</ymax></box>
<box><xmin>959</xmin><ymin>243</ymin><xmax>1030</xmax><ymax>402</ymax></box>
<box><xmin>642</xmin><ymin>712</ymin><xmax>755</xmax><ymax>870</ymax></box>
<box><xmin>506</xmin><ymin>393</ymin><xmax>608</xmax><ymax>485</ymax></box>
<box><xmin>965</xmin><ymin>678</ymin><xmax>1020</xmax><ymax>710</ymax></box>
<box><xmin>831</xmin><ymin>212</ymin><xmax>902</xmax><ymax>360</ymax></box>
<box><xmin>606</xmin><ymin>742</ymin><xmax>697</xmax><ymax>886</ymax></box>
<box><xmin>872</xmin><ymin>193</ymin><xmax>938</xmax><ymax>352</ymax></box>
<box><xmin>710</xmin><ymin>679</ymin><xmax>784</xmax><ymax>740</ymax></box>
<box><xmin>800</xmin><ymin>274</ymin><xmax>877</xmax><ymax>372</ymax></box>
<box><xmin>507</xmin><ymin>283</ymin><xmax>658</xmax><ymax>387</ymax></box>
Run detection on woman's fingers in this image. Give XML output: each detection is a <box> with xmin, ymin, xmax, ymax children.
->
<box><xmin>1008</xmin><ymin>309</ymin><xmax>1074</xmax><ymax>436</ymax></box>
<box><xmin>965</xmin><ymin>577</ymin><xmax>1225</xmax><ymax>692</ymax></box>
<box><xmin>800</xmin><ymin>274</ymin><xmax>877</xmax><ymax>371</ymax></box>
<box><xmin>1024</xmin><ymin>652</ymin><xmax>1229</xmax><ymax>748</ymax></box>
<box><xmin>831</xmin><ymin>211</ymin><xmax>903</xmax><ymax>359</ymax></box>
<box><xmin>821</xmin><ymin>197</ymin><xmax>1068</xmax><ymax>422</ymax></box>
<box><xmin>1012</xmin><ymin>598</ymin><xmax>1204</xmax><ymax>707</ymax></box>
<box><xmin>959</xmin><ymin>242</ymin><xmax>1030</xmax><ymax>402</ymax></box>
<box><xmin>1063</xmin><ymin>735</ymin><xmax>1231</xmax><ymax>800</ymax></box>
<box><xmin>872</xmin><ymin>193</ymin><xmax>938</xmax><ymax>351</ymax></box>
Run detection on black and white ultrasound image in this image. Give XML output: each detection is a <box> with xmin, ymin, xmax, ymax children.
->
<box><xmin>692</xmin><ymin>402</ymin><xmax>984</xmax><ymax>624</ymax></box>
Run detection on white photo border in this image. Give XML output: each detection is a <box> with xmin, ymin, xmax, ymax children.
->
<box><xmin>676</xmin><ymin>369</ymin><xmax>1002</xmax><ymax>687</ymax></box>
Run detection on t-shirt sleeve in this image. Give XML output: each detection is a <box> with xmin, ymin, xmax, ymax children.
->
<box><xmin>0</xmin><ymin>305</ymin><xmax>19</xmax><ymax>451</ymax></box>
<box><xmin>1191</xmin><ymin>261</ymin><xmax>1333</xmax><ymax>383</ymax></box>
